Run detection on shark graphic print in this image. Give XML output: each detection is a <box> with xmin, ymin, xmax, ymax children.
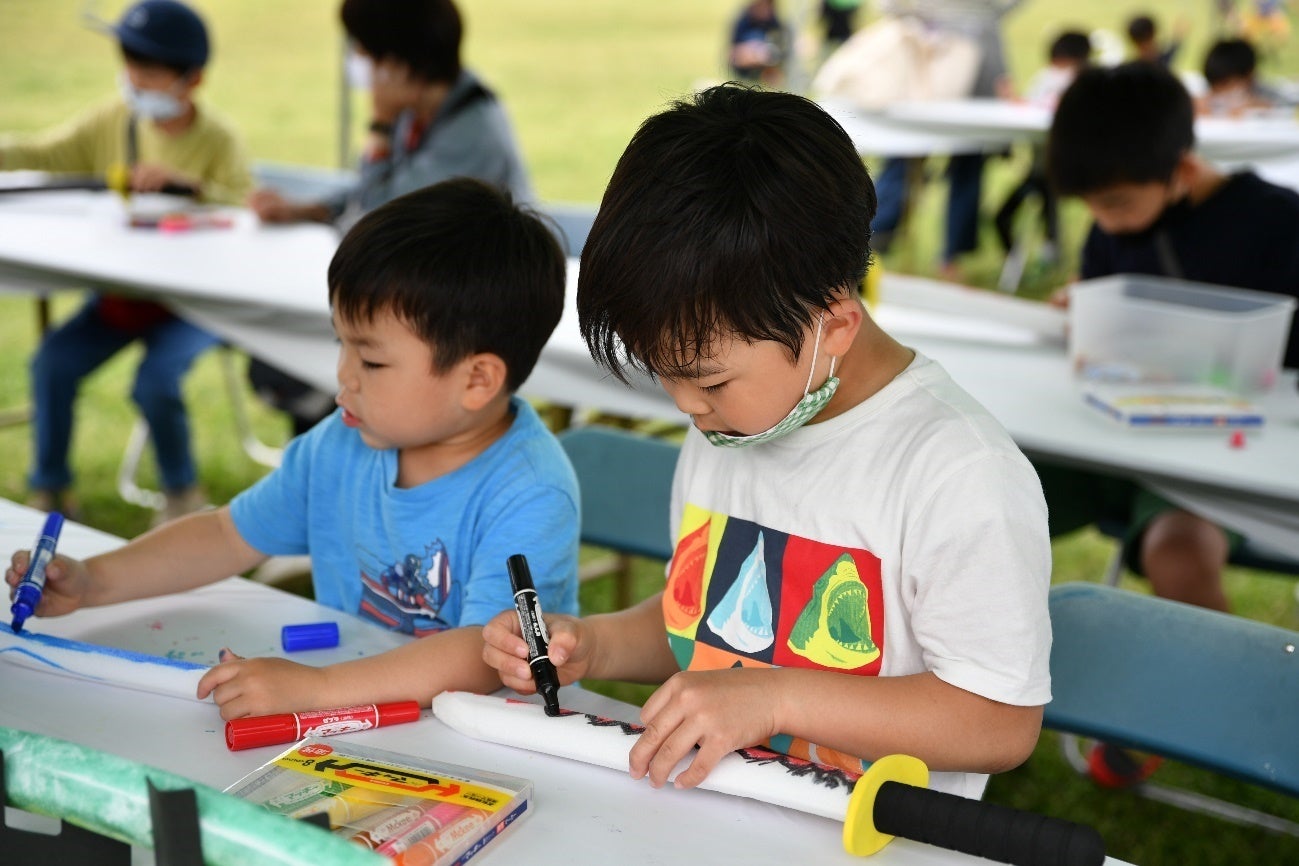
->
<box><xmin>664</xmin><ymin>503</ymin><xmax>884</xmax><ymax>773</ymax></box>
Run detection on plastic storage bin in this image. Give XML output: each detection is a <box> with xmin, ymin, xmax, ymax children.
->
<box><xmin>1068</xmin><ymin>275</ymin><xmax>1296</xmax><ymax>393</ymax></box>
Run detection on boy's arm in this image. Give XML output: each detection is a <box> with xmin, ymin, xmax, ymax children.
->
<box><xmin>192</xmin><ymin>134</ymin><xmax>255</xmax><ymax>206</ymax></box>
<box><xmin>631</xmin><ymin>665</ymin><xmax>1042</xmax><ymax>789</ymax></box>
<box><xmin>578</xmin><ymin>591</ymin><xmax>682</xmax><ymax>683</ymax></box>
<box><xmin>198</xmin><ymin>625</ymin><xmax>502</xmax><ymax>719</ymax></box>
<box><xmin>0</xmin><ymin>105</ymin><xmax>103</xmax><ymax>173</ymax></box>
<box><xmin>483</xmin><ymin>590</ymin><xmax>681</xmax><ymax>693</ymax></box>
<box><xmin>82</xmin><ymin>506</ymin><xmax>268</xmax><ymax>607</ymax></box>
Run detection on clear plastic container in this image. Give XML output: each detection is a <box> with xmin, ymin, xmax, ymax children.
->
<box><xmin>1068</xmin><ymin>275</ymin><xmax>1296</xmax><ymax>393</ymax></box>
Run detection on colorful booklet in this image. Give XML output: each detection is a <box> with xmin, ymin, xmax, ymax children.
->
<box><xmin>1082</xmin><ymin>383</ymin><xmax>1265</xmax><ymax>430</ymax></box>
<box><xmin>225</xmin><ymin>738</ymin><xmax>531</xmax><ymax>866</ymax></box>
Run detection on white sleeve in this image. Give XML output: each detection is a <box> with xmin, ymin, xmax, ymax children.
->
<box><xmin>902</xmin><ymin>450</ymin><xmax>1053</xmax><ymax>706</ymax></box>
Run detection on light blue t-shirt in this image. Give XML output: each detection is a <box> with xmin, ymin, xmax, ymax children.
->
<box><xmin>231</xmin><ymin>398</ymin><xmax>579</xmax><ymax>635</ymax></box>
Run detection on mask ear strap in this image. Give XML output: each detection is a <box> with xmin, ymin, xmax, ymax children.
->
<box><xmin>803</xmin><ymin>315</ymin><xmax>825</xmax><ymax>394</ymax></box>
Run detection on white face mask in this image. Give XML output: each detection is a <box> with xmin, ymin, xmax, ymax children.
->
<box><xmin>120</xmin><ymin>73</ymin><xmax>186</xmax><ymax>121</ymax></box>
<box><xmin>702</xmin><ymin>316</ymin><xmax>839</xmax><ymax>448</ymax></box>
<box><xmin>346</xmin><ymin>52</ymin><xmax>373</xmax><ymax>89</ymax></box>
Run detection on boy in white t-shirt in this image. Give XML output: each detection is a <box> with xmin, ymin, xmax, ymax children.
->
<box><xmin>482</xmin><ymin>85</ymin><xmax>1052</xmax><ymax>799</ymax></box>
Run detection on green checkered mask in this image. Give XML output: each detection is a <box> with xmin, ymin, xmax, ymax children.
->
<box><xmin>703</xmin><ymin>316</ymin><xmax>839</xmax><ymax>448</ymax></box>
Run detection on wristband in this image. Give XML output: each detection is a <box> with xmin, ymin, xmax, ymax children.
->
<box><xmin>368</xmin><ymin>119</ymin><xmax>394</xmax><ymax>136</ymax></box>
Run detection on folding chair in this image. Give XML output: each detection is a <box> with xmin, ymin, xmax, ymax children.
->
<box><xmin>558</xmin><ymin>426</ymin><xmax>680</xmax><ymax>610</ymax></box>
<box><xmin>1045</xmin><ymin>582</ymin><xmax>1299</xmax><ymax>835</ymax></box>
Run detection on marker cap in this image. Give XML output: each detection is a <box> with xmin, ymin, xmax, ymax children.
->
<box><xmin>226</xmin><ymin>712</ymin><xmax>298</xmax><ymax>751</ymax></box>
<box><xmin>281</xmin><ymin>621</ymin><xmax>340</xmax><ymax>652</ymax></box>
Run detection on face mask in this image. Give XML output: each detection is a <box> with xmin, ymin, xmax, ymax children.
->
<box><xmin>120</xmin><ymin>74</ymin><xmax>186</xmax><ymax>121</ymax></box>
<box><xmin>703</xmin><ymin>316</ymin><xmax>840</xmax><ymax>448</ymax></box>
<box><xmin>346</xmin><ymin>52</ymin><xmax>373</xmax><ymax>89</ymax></box>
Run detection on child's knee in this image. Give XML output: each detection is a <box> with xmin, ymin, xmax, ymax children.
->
<box><xmin>1141</xmin><ymin>509</ymin><xmax>1229</xmax><ymax>567</ymax></box>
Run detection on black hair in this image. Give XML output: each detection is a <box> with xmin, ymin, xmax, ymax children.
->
<box><xmin>577</xmin><ymin>84</ymin><xmax>876</xmax><ymax>383</ymax></box>
<box><xmin>1127</xmin><ymin>14</ymin><xmax>1156</xmax><ymax>44</ymax></box>
<box><xmin>340</xmin><ymin>0</ymin><xmax>462</xmax><ymax>84</ymax></box>
<box><xmin>1047</xmin><ymin>62</ymin><xmax>1194</xmax><ymax>195</ymax></box>
<box><xmin>1050</xmin><ymin>31</ymin><xmax>1092</xmax><ymax>63</ymax></box>
<box><xmin>328</xmin><ymin>178</ymin><xmax>565</xmax><ymax>392</ymax></box>
<box><xmin>121</xmin><ymin>46</ymin><xmax>195</xmax><ymax>77</ymax></box>
<box><xmin>1203</xmin><ymin>38</ymin><xmax>1258</xmax><ymax>86</ymax></box>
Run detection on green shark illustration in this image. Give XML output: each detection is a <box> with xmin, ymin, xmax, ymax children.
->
<box><xmin>787</xmin><ymin>553</ymin><xmax>879</xmax><ymax>669</ymax></box>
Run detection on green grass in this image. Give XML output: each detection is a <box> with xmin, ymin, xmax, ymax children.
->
<box><xmin>3</xmin><ymin>2</ymin><xmax>1298</xmax><ymax>863</ymax></box>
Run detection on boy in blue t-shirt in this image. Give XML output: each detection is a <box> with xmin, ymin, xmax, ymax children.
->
<box><xmin>5</xmin><ymin>179</ymin><xmax>579</xmax><ymax>719</ymax></box>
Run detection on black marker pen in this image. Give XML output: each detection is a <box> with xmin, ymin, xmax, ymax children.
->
<box><xmin>507</xmin><ymin>554</ymin><xmax>561</xmax><ymax>716</ymax></box>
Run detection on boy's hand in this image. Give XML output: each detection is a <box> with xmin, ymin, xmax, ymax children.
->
<box><xmin>246</xmin><ymin>188</ymin><xmax>295</xmax><ymax>222</ymax></box>
<box><xmin>630</xmin><ymin>668</ymin><xmax>780</xmax><ymax>790</ymax></box>
<box><xmin>481</xmin><ymin>609</ymin><xmax>591</xmax><ymax>692</ymax></box>
<box><xmin>197</xmin><ymin>648</ymin><xmax>329</xmax><ymax>720</ymax></box>
<box><xmin>130</xmin><ymin>163</ymin><xmax>198</xmax><ymax>195</ymax></box>
<box><xmin>5</xmin><ymin>551</ymin><xmax>92</xmax><ymax>618</ymax></box>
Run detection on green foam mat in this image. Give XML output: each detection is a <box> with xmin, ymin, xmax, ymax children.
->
<box><xmin>0</xmin><ymin>727</ymin><xmax>385</xmax><ymax>866</ymax></box>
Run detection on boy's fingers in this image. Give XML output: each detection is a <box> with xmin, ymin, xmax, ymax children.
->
<box><xmin>196</xmin><ymin>660</ymin><xmax>239</xmax><ymax>700</ymax></box>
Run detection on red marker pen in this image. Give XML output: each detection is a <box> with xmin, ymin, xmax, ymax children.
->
<box><xmin>226</xmin><ymin>701</ymin><xmax>421</xmax><ymax>751</ymax></box>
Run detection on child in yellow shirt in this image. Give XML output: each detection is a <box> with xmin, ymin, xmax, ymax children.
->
<box><xmin>0</xmin><ymin>0</ymin><xmax>253</xmax><ymax>522</ymax></box>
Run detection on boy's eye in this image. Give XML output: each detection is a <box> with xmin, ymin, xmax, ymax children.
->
<box><xmin>701</xmin><ymin>381</ymin><xmax>727</xmax><ymax>394</ymax></box>
<box><xmin>360</xmin><ymin>359</ymin><xmax>384</xmax><ymax>370</ymax></box>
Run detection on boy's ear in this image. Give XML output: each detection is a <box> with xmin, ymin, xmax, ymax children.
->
<box><xmin>1170</xmin><ymin>152</ymin><xmax>1197</xmax><ymax>198</ymax></box>
<box><xmin>179</xmin><ymin>68</ymin><xmax>204</xmax><ymax>97</ymax></box>
<box><xmin>823</xmin><ymin>291</ymin><xmax>865</xmax><ymax>357</ymax></box>
<box><xmin>460</xmin><ymin>353</ymin><xmax>509</xmax><ymax>411</ymax></box>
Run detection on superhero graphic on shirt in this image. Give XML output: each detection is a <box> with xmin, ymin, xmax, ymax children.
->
<box><xmin>357</xmin><ymin>539</ymin><xmax>456</xmax><ymax>636</ymax></box>
<box><xmin>663</xmin><ymin>503</ymin><xmax>884</xmax><ymax>772</ymax></box>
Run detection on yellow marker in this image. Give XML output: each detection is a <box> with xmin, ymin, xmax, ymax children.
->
<box><xmin>106</xmin><ymin>164</ymin><xmax>132</xmax><ymax>200</ymax></box>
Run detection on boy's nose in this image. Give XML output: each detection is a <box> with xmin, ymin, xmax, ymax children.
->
<box><xmin>663</xmin><ymin>382</ymin><xmax>709</xmax><ymax>417</ymax></box>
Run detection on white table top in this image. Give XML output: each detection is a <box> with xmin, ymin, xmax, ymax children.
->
<box><xmin>0</xmin><ymin>190</ymin><xmax>1293</xmax><ymax>550</ymax></box>
<box><xmin>0</xmin><ymin>189</ymin><xmax>677</xmax><ymax>424</ymax></box>
<box><xmin>877</xmin><ymin>274</ymin><xmax>1299</xmax><ymax>555</ymax></box>
<box><xmin>874</xmin><ymin>98</ymin><xmax>1299</xmax><ymax>168</ymax></box>
<box><xmin>819</xmin><ymin>98</ymin><xmax>1004</xmax><ymax>157</ymax></box>
<box><xmin>0</xmin><ymin>499</ymin><xmax>1134</xmax><ymax>865</ymax></box>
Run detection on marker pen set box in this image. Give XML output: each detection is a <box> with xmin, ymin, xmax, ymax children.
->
<box><xmin>1081</xmin><ymin>382</ymin><xmax>1265</xmax><ymax>430</ymax></box>
<box><xmin>225</xmin><ymin>738</ymin><xmax>532</xmax><ymax>866</ymax></box>
<box><xmin>1069</xmin><ymin>275</ymin><xmax>1295</xmax><ymax>395</ymax></box>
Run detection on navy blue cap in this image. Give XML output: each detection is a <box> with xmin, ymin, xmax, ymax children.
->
<box><xmin>111</xmin><ymin>0</ymin><xmax>210</xmax><ymax>70</ymax></box>
<box><xmin>282</xmin><ymin>621</ymin><xmax>340</xmax><ymax>653</ymax></box>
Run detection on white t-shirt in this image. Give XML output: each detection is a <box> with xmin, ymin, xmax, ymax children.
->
<box><xmin>662</xmin><ymin>352</ymin><xmax>1051</xmax><ymax>799</ymax></box>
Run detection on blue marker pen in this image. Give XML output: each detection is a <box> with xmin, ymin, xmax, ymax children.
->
<box><xmin>507</xmin><ymin>554</ymin><xmax>561</xmax><ymax>716</ymax></box>
<box><xmin>10</xmin><ymin>511</ymin><xmax>65</xmax><ymax>634</ymax></box>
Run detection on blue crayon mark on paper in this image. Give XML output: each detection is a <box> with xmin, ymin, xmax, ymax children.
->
<box><xmin>0</xmin><ymin>622</ymin><xmax>206</xmax><ymax>672</ymax></box>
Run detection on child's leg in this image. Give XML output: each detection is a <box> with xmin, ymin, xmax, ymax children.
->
<box><xmin>870</xmin><ymin>157</ymin><xmax>912</xmax><ymax>250</ymax></box>
<box><xmin>993</xmin><ymin>174</ymin><xmax>1033</xmax><ymax>252</ymax></box>
<box><xmin>133</xmin><ymin>318</ymin><xmax>222</xmax><ymax>492</ymax></box>
<box><xmin>943</xmin><ymin>153</ymin><xmax>985</xmax><ymax>265</ymax></box>
<box><xmin>1139</xmin><ymin>509</ymin><xmax>1232</xmax><ymax>612</ymax></box>
<box><xmin>28</xmin><ymin>297</ymin><xmax>134</xmax><ymax>493</ymax></box>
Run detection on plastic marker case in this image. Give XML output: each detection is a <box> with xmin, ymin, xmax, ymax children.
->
<box><xmin>226</xmin><ymin>738</ymin><xmax>531</xmax><ymax>866</ymax></box>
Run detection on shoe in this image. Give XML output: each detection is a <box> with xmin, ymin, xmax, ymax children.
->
<box><xmin>25</xmin><ymin>488</ymin><xmax>82</xmax><ymax>521</ymax></box>
<box><xmin>1087</xmin><ymin>742</ymin><xmax>1163</xmax><ymax>788</ymax></box>
<box><xmin>151</xmin><ymin>487</ymin><xmax>210</xmax><ymax>528</ymax></box>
